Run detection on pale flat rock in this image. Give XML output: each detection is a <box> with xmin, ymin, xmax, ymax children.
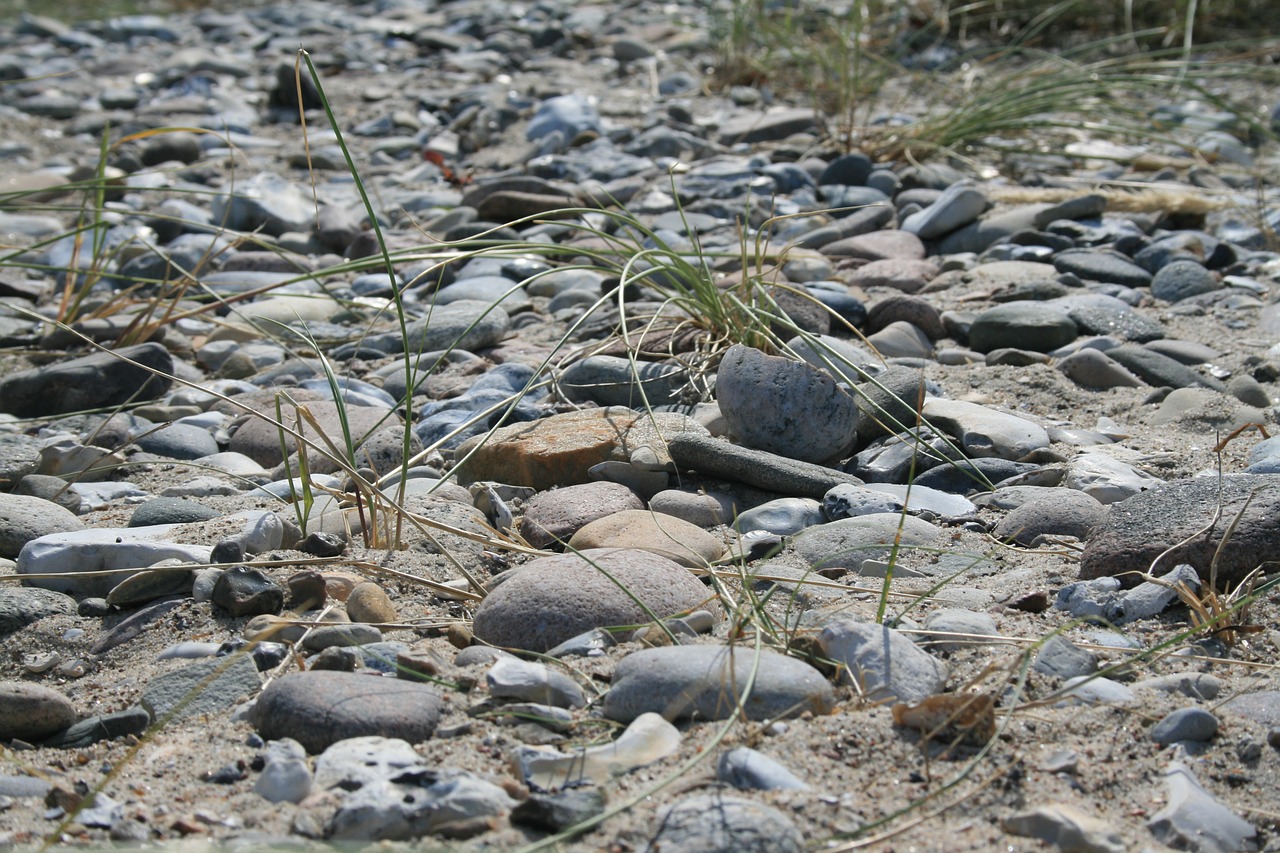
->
<box><xmin>566</xmin><ymin>509</ymin><xmax>725</xmax><ymax>567</ymax></box>
<box><xmin>922</xmin><ymin>398</ymin><xmax>1050</xmax><ymax>460</ymax></box>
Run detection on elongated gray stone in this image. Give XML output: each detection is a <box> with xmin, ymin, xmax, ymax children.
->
<box><xmin>667</xmin><ymin>433</ymin><xmax>862</xmax><ymax>499</ymax></box>
<box><xmin>0</xmin><ymin>343</ymin><xmax>172</xmax><ymax>418</ymax></box>
<box><xmin>603</xmin><ymin>644</ymin><xmax>834</xmax><ymax>723</ymax></box>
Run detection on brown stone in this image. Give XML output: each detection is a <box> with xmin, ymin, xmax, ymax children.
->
<box><xmin>566</xmin><ymin>509</ymin><xmax>725</xmax><ymax>567</ymax></box>
<box><xmin>346</xmin><ymin>582</ymin><xmax>398</xmax><ymax>623</ymax></box>
<box><xmin>519</xmin><ymin>481</ymin><xmax>645</xmax><ymax>549</ymax></box>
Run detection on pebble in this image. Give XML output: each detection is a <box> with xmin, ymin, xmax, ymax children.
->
<box><xmin>1002</xmin><ymin>804</ymin><xmax>1124</xmax><ymax>853</ymax></box>
<box><xmin>471</xmin><ymin>549</ymin><xmax>712</xmax><ymax>652</ymax></box>
<box><xmin>793</xmin><ymin>513</ymin><xmax>941</xmax><ymax>574</ymax></box>
<box><xmin>1151</xmin><ymin>708</ymin><xmax>1220</xmax><ymax>745</ymax></box>
<box><xmin>603</xmin><ymin>644</ymin><xmax>834</xmax><ymax>722</ymax></box>
<box><xmin>1033</xmin><ymin>636</ymin><xmax>1098</xmax><ymax>680</ymax></box>
<box><xmin>486</xmin><ymin>656</ymin><xmax>586</xmax><ymax>709</ymax></box>
<box><xmin>667</xmin><ymin>432</ymin><xmax>863</xmax><ymax>499</ymax></box>
<box><xmin>1147</xmin><ymin>762</ymin><xmax>1256</xmax><ymax>853</ymax></box>
<box><xmin>345</xmin><ymin>582</ymin><xmax>398</xmax><ymax>624</ymax></box>
<box><xmin>717</xmin><ymin>747</ymin><xmax>809</xmax><ymax>791</ymax></box>
<box><xmin>968</xmin><ymin>302</ymin><xmax>1078</xmax><ymax>353</ymax></box>
<box><xmin>818</xmin><ymin>620</ymin><xmax>948</xmax><ymax>703</ymax></box>
<box><xmin>991</xmin><ymin>488</ymin><xmax>1106</xmax><ymax>546</ymax></box>
<box><xmin>733</xmin><ymin>498</ymin><xmax>825</xmax><ymax>535</ymax></box>
<box><xmin>1081</xmin><ymin>475</ymin><xmax>1280</xmax><ymax>588</ymax></box>
<box><xmin>715</xmin><ymin>344</ymin><xmax>860</xmax><ymax>464</ymax></box>
<box><xmin>518</xmin><ymin>481</ymin><xmax>644</xmax><ymax>549</ymax></box>
<box><xmin>141</xmin><ymin>654</ymin><xmax>261</xmax><ymax>723</ymax></box>
<box><xmin>646</xmin><ymin>792</ymin><xmax>805</xmax><ymax>853</ymax></box>
<box><xmin>921</xmin><ymin>399</ymin><xmax>1050</xmax><ymax>460</ymax></box>
<box><xmin>0</xmin><ymin>587</ymin><xmax>77</xmax><ymax>635</ymax></box>
<box><xmin>16</xmin><ymin>526</ymin><xmax>212</xmax><ymax>597</ymax></box>
<box><xmin>0</xmin><ymin>493</ymin><xmax>84</xmax><ymax>559</ymax></box>
<box><xmin>565</xmin><ymin>508</ymin><xmax>725</xmax><ymax>567</ymax></box>
<box><xmin>211</xmin><ymin>567</ymin><xmax>284</xmax><ymax>617</ymax></box>
<box><xmin>254</xmin><ymin>739</ymin><xmax>312</xmax><ymax>804</ymax></box>
<box><xmin>251</xmin><ymin>671</ymin><xmax>444</xmax><ymax>754</ymax></box>
<box><xmin>0</xmin><ymin>682</ymin><xmax>77</xmax><ymax>741</ymax></box>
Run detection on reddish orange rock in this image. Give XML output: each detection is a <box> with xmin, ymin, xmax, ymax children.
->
<box><xmin>452</xmin><ymin>407</ymin><xmax>705</xmax><ymax>491</ymax></box>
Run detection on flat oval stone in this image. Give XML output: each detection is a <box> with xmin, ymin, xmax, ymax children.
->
<box><xmin>251</xmin><ymin>671</ymin><xmax>443</xmax><ymax>754</ymax></box>
<box><xmin>0</xmin><ymin>493</ymin><xmax>84</xmax><ymax>559</ymax></box>
<box><xmin>518</xmin><ymin>481</ymin><xmax>644</xmax><ymax>549</ymax></box>
<box><xmin>472</xmin><ymin>548</ymin><xmax>713</xmax><ymax>653</ymax></box>
<box><xmin>968</xmin><ymin>302</ymin><xmax>1078</xmax><ymax>353</ymax></box>
<box><xmin>0</xmin><ymin>681</ymin><xmax>77</xmax><ymax>741</ymax></box>
<box><xmin>565</xmin><ymin>509</ymin><xmax>725</xmax><ymax>566</ymax></box>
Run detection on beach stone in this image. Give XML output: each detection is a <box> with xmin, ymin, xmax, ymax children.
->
<box><xmin>560</xmin><ymin>355</ymin><xmax>687</xmax><ymax>408</ymax></box>
<box><xmin>566</xmin><ymin>509</ymin><xmax>725</xmax><ymax>567</ymax></box>
<box><xmin>865</xmin><ymin>321</ymin><xmax>933</xmax><ymax>359</ymax></box>
<box><xmin>16</xmin><ymin>526</ymin><xmax>212</xmax><ymax>597</ymax></box>
<box><xmin>211</xmin><ymin>172</ymin><xmax>312</xmax><ymax>237</ymax></box>
<box><xmin>455</xmin><ymin>408</ymin><xmax>704</xmax><ymax>491</ymax></box>
<box><xmin>1080</xmin><ymin>475</ymin><xmax>1280</xmax><ymax>588</ymax></box>
<box><xmin>844</xmin><ymin>258</ymin><xmax>939</xmax><ymax>293</ymax></box>
<box><xmin>0</xmin><ymin>493</ymin><xmax>84</xmax><ymax>559</ymax></box>
<box><xmin>648</xmin><ymin>489</ymin><xmax>735</xmax><ymax>528</ymax></box>
<box><xmin>511</xmin><ymin>789</ymin><xmax>608</xmax><ymax>833</ymax></box>
<box><xmin>1002</xmin><ymin>804</ymin><xmax>1124</xmax><ymax>853</ymax></box>
<box><xmin>604</xmin><ymin>644</ymin><xmax>833</xmax><ymax>724</ymax></box>
<box><xmin>0</xmin><ymin>343</ymin><xmax>172</xmax><ymax>418</ymax></box>
<box><xmin>794</xmin><ymin>513</ymin><xmax>941</xmax><ymax>573</ymax></box>
<box><xmin>823</xmin><ymin>229</ymin><xmax>925</xmax><ymax>261</ymax></box>
<box><xmin>128</xmin><ymin>498</ymin><xmax>219</xmax><ymax>528</ymax></box>
<box><xmin>1053</xmin><ymin>250</ymin><xmax>1152</xmax><ymax>287</ymax></box>
<box><xmin>922</xmin><ymin>609</ymin><xmax>1000</xmax><ymax>652</ymax></box>
<box><xmin>818</xmin><ymin>620</ymin><xmax>948</xmax><ymax>703</ymax></box>
<box><xmin>487</xmin><ymin>656</ymin><xmax>585</xmax><ymax>709</ymax></box>
<box><xmin>132</xmin><ymin>422</ymin><xmax>219</xmax><ymax>460</ymax></box>
<box><xmin>717</xmin><ymin>747</ymin><xmax>808</xmax><ymax>791</ymax></box>
<box><xmin>346</xmin><ymin>582</ymin><xmax>398</xmax><ymax>623</ymax></box>
<box><xmin>865</xmin><ymin>294</ymin><xmax>946</xmax><ymax>339</ymax></box>
<box><xmin>1152</xmin><ymin>708</ymin><xmax>1219</xmax><ymax>745</ymax></box>
<box><xmin>715</xmin><ymin>344</ymin><xmax>860</xmax><ymax>464</ymax></box>
<box><xmin>1151</xmin><ymin>388</ymin><xmax>1268</xmax><ymax>433</ymax></box>
<box><xmin>645</xmin><ymin>792</ymin><xmax>804</xmax><ymax>853</ymax></box>
<box><xmin>668</xmin><ymin>432</ymin><xmax>862</xmax><ymax>500</ymax></box>
<box><xmin>901</xmin><ymin>181</ymin><xmax>987</xmax><ymax>239</ymax></box>
<box><xmin>1103</xmin><ymin>345</ymin><xmax>1224</xmax><ymax>391</ymax></box>
<box><xmin>472</xmin><ymin>548</ymin><xmax>712</xmax><ymax>653</ymax></box>
<box><xmin>1147</xmin><ymin>762</ymin><xmax>1256</xmax><ymax>853</ymax></box>
<box><xmin>1135</xmin><ymin>674</ymin><xmax>1223</xmax><ymax>701</ymax></box>
<box><xmin>403</xmin><ymin>300</ymin><xmax>509</xmax><ymax>354</ymax></box>
<box><xmin>40</xmin><ymin>706</ymin><xmax>150</xmax><ymax>749</ymax></box>
<box><xmin>718</xmin><ymin>106</ymin><xmax>817</xmax><ymax>144</ymax></box>
<box><xmin>0</xmin><ymin>682</ymin><xmax>77</xmax><ymax>741</ymax></box>
<box><xmin>0</xmin><ymin>587</ymin><xmax>77</xmax><ymax>636</ymax></box>
<box><xmin>1033</xmin><ymin>636</ymin><xmax>1097</xmax><ymax>680</ymax></box>
<box><xmin>1053</xmin><ymin>294</ymin><xmax>1165</xmax><ymax>343</ymax></box>
<box><xmin>141</xmin><ymin>654</ymin><xmax>261</xmax><ymax>723</ymax></box>
<box><xmin>229</xmin><ymin>400</ymin><xmax>396</xmax><ymax>468</ymax></box>
<box><xmin>793</xmin><ymin>204</ymin><xmax>895</xmax><ymax>250</ymax></box>
<box><xmin>1218</xmin><ymin>692</ymin><xmax>1280</xmax><ymax>727</ymax></box>
<box><xmin>1151</xmin><ymin>259</ymin><xmax>1219</xmax><ymax>302</ymax></box>
<box><xmin>329</xmin><ymin>770</ymin><xmax>514</xmax><ymax>841</ymax></box>
<box><xmin>211</xmin><ymin>567</ymin><xmax>284</xmax><ymax>617</ymax></box>
<box><xmin>921</xmin><ymin>399</ymin><xmax>1050</xmax><ymax>460</ymax></box>
<box><xmin>967</xmin><ymin>302</ymin><xmax>1078</xmax><ymax>353</ymax></box>
<box><xmin>991</xmin><ymin>489</ymin><xmax>1106</xmax><ymax>546</ymax></box>
<box><xmin>251</xmin><ymin>671</ymin><xmax>443</xmax><ymax>754</ymax></box>
<box><xmin>822</xmin><ymin>483</ymin><xmax>905</xmax><ymax>520</ymax></box>
<box><xmin>255</xmin><ymin>738</ymin><xmax>312</xmax><ymax>804</ymax></box>
<box><xmin>519</xmin><ymin>481</ymin><xmax>644</xmax><ymax>549</ymax></box>
<box><xmin>1057</xmin><ymin>349</ymin><xmax>1145</xmax><ymax>389</ymax></box>
<box><xmin>734</xmin><ymin>498</ymin><xmax>824</xmax><ymax>535</ymax></box>
<box><xmin>1063</xmin><ymin>451</ymin><xmax>1163</xmax><ymax>504</ymax></box>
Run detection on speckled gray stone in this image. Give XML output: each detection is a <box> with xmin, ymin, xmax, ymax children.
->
<box><xmin>472</xmin><ymin>548</ymin><xmax>712</xmax><ymax>653</ymax></box>
<box><xmin>251</xmin><ymin>670</ymin><xmax>443</xmax><ymax>754</ymax></box>
<box><xmin>645</xmin><ymin>792</ymin><xmax>805</xmax><ymax>853</ymax></box>
<box><xmin>1081</xmin><ymin>475</ymin><xmax>1280</xmax><ymax>588</ymax></box>
<box><xmin>715</xmin><ymin>344</ymin><xmax>860</xmax><ymax>464</ymax></box>
<box><xmin>818</xmin><ymin>620</ymin><xmax>948</xmax><ymax>703</ymax></box>
<box><xmin>0</xmin><ymin>493</ymin><xmax>84</xmax><ymax>559</ymax></box>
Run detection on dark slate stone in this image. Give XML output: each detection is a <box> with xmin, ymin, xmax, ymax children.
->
<box><xmin>0</xmin><ymin>343</ymin><xmax>172</xmax><ymax>418</ymax></box>
<box><xmin>1103</xmin><ymin>345</ymin><xmax>1225</xmax><ymax>391</ymax></box>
